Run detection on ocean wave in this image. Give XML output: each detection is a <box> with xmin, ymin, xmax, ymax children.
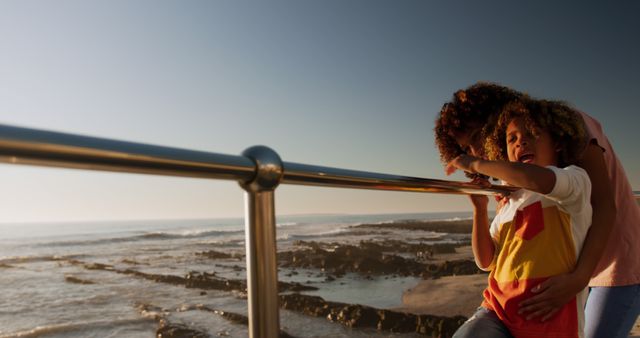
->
<box><xmin>378</xmin><ymin>217</ymin><xmax>472</xmax><ymax>225</ymax></box>
<box><xmin>276</xmin><ymin>222</ymin><xmax>300</xmax><ymax>228</ymax></box>
<box><xmin>278</xmin><ymin>227</ymin><xmax>348</xmax><ymax>241</ymax></box>
<box><xmin>0</xmin><ymin>254</ymin><xmax>88</xmax><ymax>265</ymax></box>
<box><xmin>36</xmin><ymin>229</ymin><xmax>244</xmax><ymax>248</ymax></box>
<box><xmin>0</xmin><ymin>318</ymin><xmax>154</xmax><ymax>338</ymax></box>
<box><xmin>140</xmin><ymin>228</ymin><xmax>242</xmax><ymax>240</ymax></box>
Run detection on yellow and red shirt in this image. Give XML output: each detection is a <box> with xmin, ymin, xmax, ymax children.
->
<box><xmin>481</xmin><ymin>165</ymin><xmax>592</xmax><ymax>338</ymax></box>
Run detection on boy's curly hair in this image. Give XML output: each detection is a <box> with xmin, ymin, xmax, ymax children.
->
<box><xmin>484</xmin><ymin>99</ymin><xmax>587</xmax><ymax>167</ymax></box>
<box><xmin>434</xmin><ymin>82</ymin><xmax>525</xmax><ymax>165</ymax></box>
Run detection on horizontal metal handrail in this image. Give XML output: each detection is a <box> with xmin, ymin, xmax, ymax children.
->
<box><xmin>0</xmin><ymin>124</ymin><xmax>257</xmax><ymax>181</ymax></box>
<box><xmin>0</xmin><ymin>124</ymin><xmax>514</xmax><ymax>196</ymax></box>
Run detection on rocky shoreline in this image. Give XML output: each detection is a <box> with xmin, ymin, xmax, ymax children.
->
<box><xmin>350</xmin><ymin>219</ymin><xmax>473</xmax><ymax>234</ymax></box>
<box><xmin>8</xmin><ymin>217</ymin><xmax>638</xmax><ymax>337</ymax></box>
<box><xmin>56</xmin><ymin>219</ymin><xmax>480</xmax><ymax>337</ymax></box>
<box><xmin>280</xmin><ymin>293</ymin><xmax>466</xmax><ymax>336</ymax></box>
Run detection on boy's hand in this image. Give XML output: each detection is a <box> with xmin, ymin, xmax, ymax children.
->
<box><xmin>446</xmin><ymin>154</ymin><xmax>479</xmax><ymax>176</ymax></box>
<box><xmin>495</xmin><ymin>194</ymin><xmax>509</xmax><ymax>213</ymax></box>
<box><xmin>469</xmin><ymin>176</ymin><xmax>490</xmax><ymax>208</ymax></box>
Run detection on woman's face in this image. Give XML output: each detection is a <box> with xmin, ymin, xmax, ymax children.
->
<box><xmin>454</xmin><ymin>128</ymin><xmax>484</xmax><ymax>158</ymax></box>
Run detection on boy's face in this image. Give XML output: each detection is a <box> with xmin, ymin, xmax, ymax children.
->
<box><xmin>506</xmin><ymin>117</ymin><xmax>558</xmax><ymax>167</ymax></box>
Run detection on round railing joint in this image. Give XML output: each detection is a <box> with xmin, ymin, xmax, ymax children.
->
<box><xmin>240</xmin><ymin>145</ymin><xmax>283</xmax><ymax>192</ymax></box>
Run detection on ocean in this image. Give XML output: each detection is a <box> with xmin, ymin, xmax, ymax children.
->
<box><xmin>0</xmin><ymin>212</ymin><xmax>473</xmax><ymax>338</ymax></box>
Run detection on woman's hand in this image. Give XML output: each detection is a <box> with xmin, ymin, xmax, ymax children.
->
<box><xmin>518</xmin><ymin>272</ymin><xmax>588</xmax><ymax>322</ymax></box>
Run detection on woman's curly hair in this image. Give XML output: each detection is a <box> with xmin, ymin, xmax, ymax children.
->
<box><xmin>434</xmin><ymin>82</ymin><xmax>525</xmax><ymax>165</ymax></box>
<box><xmin>484</xmin><ymin>98</ymin><xmax>587</xmax><ymax>167</ymax></box>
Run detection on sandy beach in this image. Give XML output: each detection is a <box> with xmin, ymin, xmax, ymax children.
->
<box><xmin>396</xmin><ymin>245</ymin><xmax>640</xmax><ymax>337</ymax></box>
<box><xmin>395</xmin><ymin>246</ymin><xmax>486</xmax><ymax>318</ymax></box>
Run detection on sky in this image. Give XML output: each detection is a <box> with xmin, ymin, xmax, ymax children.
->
<box><xmin>0</xmin><ymin>1</ymin><xmax>638</xmax><ymax>223</ymax></box>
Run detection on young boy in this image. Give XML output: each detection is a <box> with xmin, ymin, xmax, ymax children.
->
<box><xmin>447</xmin><ymin>99</ymin><xmax>591</xmax><ymax>338</ymax></box>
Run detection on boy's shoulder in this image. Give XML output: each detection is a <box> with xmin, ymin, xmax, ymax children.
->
<box><xmin>547</xmin><ymin>164</ymin><xmax>586</xmax><ymax>174</ymax></box>
<box><xmin>543</xmin><ymin>164</ymin><xmax>592</xmax><ymax>214</ymax></box>
<box><xmin>546</xmin><ymin>165</ymin><xmax>591</xmax><ymax>190</ymax></box>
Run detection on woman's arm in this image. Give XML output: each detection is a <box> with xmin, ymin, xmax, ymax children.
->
<box><xmin>572</xmin><ymin>143</ymin><xmax>616</xmax><ymax>284</ymax></box>
<box><xmin>518</xmin><ymin>143</ymin><xmax>617</xmax><ymax>321</ymax></box>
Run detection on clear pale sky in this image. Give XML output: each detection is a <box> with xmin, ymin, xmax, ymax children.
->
<box><xmin>1</xmin><ymin>1</ymin><xmax>638</xmax><ymax>223</ymax></box>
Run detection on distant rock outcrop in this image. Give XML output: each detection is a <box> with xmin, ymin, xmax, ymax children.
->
<box><xmin>278</xmin><ymin>240</ymin><xmax>482</xmax><ymax>278</ymax></box>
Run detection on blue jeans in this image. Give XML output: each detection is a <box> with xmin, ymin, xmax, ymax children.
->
<box><xmin>585</xmin><ymin>284</ymin><xmax>640</xmax><ymax>338</ymax></box>
<box><xmin>452</xmin><ymin>307</ymin><xmax>514</xmax><ymax>338</ymax></box>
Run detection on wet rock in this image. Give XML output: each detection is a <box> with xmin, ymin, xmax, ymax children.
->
<box><xmin>174</xmin><ymin>304</ymin><xmax>295</xmax><ymax>338</ymax></box>
<box><xmin>416</xmin><ymin>314</ymin><xmax>467</xmax><ymax>337</ymax></box>
<box><xmin>196</xmin><ymin>250</ymin><xmax>241</xmax><ymax>260</ymax></box>
<box><xmin>183</xmin><ymin>271</ymin><xmax>245</xmax><ymax>291</ymax></box>
<box><xmin>377</xmin><ymin>309</ymin><xmax>418</xmax><ymax>332</ymax></box>
<box><xmin>184</xmin><ymin>271</ymin><xmax>316</xmax><ymax>293</ymax></box>
<box><xmin>136</xmin><ymin>304</ymin><xmax>208</xmax><ymax>338</ymax></box>
<box><xmin>279</xmin><ymin>243</ymin><xmax>425</xmax><ymax>276</ymax></box>
<box><xmin>204</xmin><ymin>308</ymin><xmax>296</xmax><ymax>338</ymax></box>
<box><xmin>121</xmin><ymin>258</ymin><xmax>145</xmax><ymax>265</ymax></box>
<box><xmin>212</xmin><ymin>309</ymin><xmax>248</xmax><ymax>326</ymax></box>
<box><xmin>279</xmin><ymin>293</ymin><xmax>466</xmax><ymax>336</ymax></box>
<box><xmin>280</xmin><ymin>294</ymin><xmax>335</xmax><ymax>317</ymax></box>
<box><xmin>351</xmin><ymin>219</ymin><xmax>472</xmax><ymax>234</ymax></box>
<box><xmin>64</xmin><ymin>275</ymin><xmax>95</xmax><ymax>285</ymax></box>
<box><xmin>191</xmin><ymin>306</ymin><xmax>248</xmax><ymax>326</ymax></box>
<box><xmin>136</xmin><ymin>303</ymin><xmax>168</xmax><ymax>320</ymax></box>
<box><xmin>286</xmin><ymin>282</ymin><xmax>317</xmax><ymax>292</ymax></box>
<box><xmin>84</xmin><ymin>262</ymin><xmax>115</xmax><ymax>271</ymax></box>
<box><xmin>358</xmin><ymin>240</ymin><xmax>460</xmax><ymax>256</ymax></box>
<box><xmin>279</xmin><ymin>241</ymin><xmax>475</xmax><ymax>278</ymax></box>
<box><xmin>72</xmin><ymin>259</ymin><xmax>317</xmax><ymax>293</ymax></box>
<box><xmin>328</xmin><ymin>304</ymin><xmax>379</xmax><ymax>328</ymax></box>
<box><xmin>156</xmin><ymin>319</ymin><xmax>209</xmax><ymax>338</ymax></box>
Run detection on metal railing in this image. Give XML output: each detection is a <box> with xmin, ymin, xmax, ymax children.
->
<box><xmin>0</xmin><ymin>123</ymin><xmax>583</xmax><ymax>337</ymax></box>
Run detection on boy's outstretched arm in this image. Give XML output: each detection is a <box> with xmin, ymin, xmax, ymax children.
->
<box><xmin>446</xmin><ymin>154</ymin><xmax>556</xmax><ymax>194</ymax></box>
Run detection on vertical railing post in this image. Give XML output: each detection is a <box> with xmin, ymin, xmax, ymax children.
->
<box><xmin>240</xmin><ymin>146</ymin><xmax>284</xmax><ymax>338</ymax></box>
